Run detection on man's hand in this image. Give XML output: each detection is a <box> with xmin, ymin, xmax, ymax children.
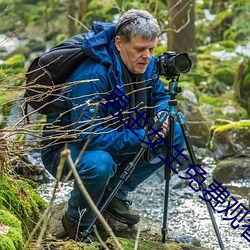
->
<box><xmin>154</xmin><ymin>111</ymin><xmax>169</xmax><ymax>139</ymax></box>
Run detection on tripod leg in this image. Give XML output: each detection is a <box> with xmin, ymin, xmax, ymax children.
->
<box><xmin>162</xmin><ymin>114</ymin><xmax>175</xmax><ymax>243</ymax></box>
<box><xmin>177</xmin><ymin>112</ymin><xmax>225</xmax><ymax>250</ymax></box>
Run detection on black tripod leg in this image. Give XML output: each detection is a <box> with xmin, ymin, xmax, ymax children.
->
<box><xmin>177</xmin><ymin>112</ymin><xmax>225</xmax><ymax>250</ymax></box>
<box><xmin>162</xmin><ymin>114</ymin><xmax>175</xmax><ymax>243</ymax></box>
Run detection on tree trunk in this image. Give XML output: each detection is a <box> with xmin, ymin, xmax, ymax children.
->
<box><xmin>167</xmin><ymin>0</ymin><xmax>196</xmax><ymax>62</ymax></box>
<box><xmin>78</xmin><ymin>0</ymin><xmax>88</xmax><ymax>20</ymax></box>
<box><xmin>67</xmin><ymin>0</ymin><xmax>77</xmax><ymax>36</ymax></box>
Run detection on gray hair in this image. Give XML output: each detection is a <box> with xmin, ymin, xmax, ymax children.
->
<box><xmin>115</xmin><ymin>9</ymin><xmax>160</xmax><ymax>43</ymax></box>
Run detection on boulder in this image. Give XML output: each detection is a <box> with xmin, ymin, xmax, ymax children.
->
<box><xmin>209</xmin><ymin>119</ymin><xmax>250</xmax><ymax>160</ymax></box>
<box><xmin>213</xmin><ymin>157</ymin><xmax>250</xmax><ymax>183</ymax></box>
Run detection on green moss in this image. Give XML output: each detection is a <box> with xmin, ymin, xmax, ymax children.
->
<box><xmin>199</xmin><ymin>95</ymin><xmax>224</xmax><ymax>107</ymax></box>
<box><xmin>217</xmin><ymin>40</ymin><xmax>237</xmax><ymax>51</ymax></box>
<box><xmin>0</xmin><ymin>175</ymin><xmax>47</xmax><ymax>239</ymax></box>
<box><xmin>0</xmin><ymin>209</ymin><xmax>21</xmax><ymax>229</ymax></box>
<box><xmin>213</xmin><ymin>67</ymin><xmax>235</xmax><ymax>86</ymax></box>
<box><xmin>0</xmin><ymin>209</ymin><xmax>24</xmax><ymax>249</ymax></box>
<box><xmin>1</xmin><ymin>54</ymin><xmax>25</xmax><ymax>69</ymax></box>
<box><xmin>209</xmin><ymin>120</ymin><xmax>250</xmax><ymax>150</ymax></box>
<box><xmin>105</xmin><ymin>237</ymin><xmax>204</xmax><ymax>250</ymax></box>
<box><xmin>0</xmin><ymin>235</ymin><xmax>16</xmax><ymax>250</ymax></box>
<box><xmin>7</xmin><ymin>228</ymin><xmax>24</xmax><ymax>249</ymax></box>
<box><xmin>213</xmin><ymin>120</ymin><xmax>250</xmax><ymax>133</ymax></box>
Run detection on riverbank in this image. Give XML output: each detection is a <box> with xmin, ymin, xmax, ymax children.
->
<box><xmin>38</xmin><ymin>154</ymin><xmax>250</xmax><ymax>250</ymax></box>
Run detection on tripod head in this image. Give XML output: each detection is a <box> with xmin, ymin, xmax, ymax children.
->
<box><xmin>168</xmin><ymin>76</ymin><xmax>182</xmax><ymax>100</ymax></box>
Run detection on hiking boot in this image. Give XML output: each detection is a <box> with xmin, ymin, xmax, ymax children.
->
<box><xmin>61</xmin><ymin>213</ymin><xmax>97</xmax><ymax>243</ymax></box>
<box><xmin>105</xmin><ymin>196</ymin><xmax>140</xmax><ymax>225</ymax></box>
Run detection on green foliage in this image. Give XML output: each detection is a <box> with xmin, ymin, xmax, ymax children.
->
<box><xmin>0</xmin><ymin>175</ymin><xmax>47</xmax><ymax>239</ymax></box>
<box><xmin>0</xmin><ymin>235</ymin><xmax>16</xmax><ymax>250</ymax></box>
<box><xmin>196</xmin><ymin>0</ymin><xmax>250</xmax><ymax>47</ymax></box>
<box><xmin>1</xmin><ymin>54</ymin><xmax>25</xmax><ymax>69</ymax></box>
<box><xmin>199</xmin><ymin>91</ymin><xmax>248</xmax><ymax>121</ymax></box>
<box><xmin>234</xmin><ymin>57</ymin><xmax>250</xmax><ymax>115</ymax></box>
<box><xmin>0</xmin><ymin>209</ymin><xmax>24</xmax><ymax>250</ymax></box>
<box><xmin>213</xmin><ymin>67</ymin><xmax>235</xmax><ymax>86</ymax></box>
<box><xmin>199</xmin><ymin>95</ymin><xmax>224</xmax><ymax>107</ymax></box>
<box><xmin>0</xmin><ymin>54</ymin><xmax>26</xmax><ymax>84</ymax></box>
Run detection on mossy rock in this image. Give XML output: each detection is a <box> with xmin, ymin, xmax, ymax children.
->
<box><xmin>209</xmin><ymin>120</ymin><xmax>250</xmax><ymax>160</ymax></box>
<box><xmin>0</xmin><ymin>174</ymin><xmax>47</xmax><ymax>239</ymax></box>
<box><xmin>0</xmin><ymin>209</ymin><xmax>24</xmax><ymax>250</ymax></box>
<box><xmin>106</xmin><ymin>237</ymin><xmax>210</xmax><ymax>250</ymax></box>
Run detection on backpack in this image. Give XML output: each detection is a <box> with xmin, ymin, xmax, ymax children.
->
<box><xmin>24</xmin><ymin>34</ymin><xmax>87</xmax><ymax>115</ymax></box>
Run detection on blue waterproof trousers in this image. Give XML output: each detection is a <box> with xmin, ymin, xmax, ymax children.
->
<box><xmin>41</xmin><ymin>122</ymin><xmax>185</xmax><ymax>226</ymax></box>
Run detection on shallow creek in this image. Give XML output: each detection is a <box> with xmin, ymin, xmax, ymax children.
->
<box><xmin>38</xmin><ymin>156</ymin><xmax>250</xmax><ymax>250</ymax></box>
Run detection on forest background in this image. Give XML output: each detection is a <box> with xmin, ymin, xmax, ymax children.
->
<box><xmin>0</xmin><ymin>0</ymin><xmax>250</xmax><ymax>124</ymax></box>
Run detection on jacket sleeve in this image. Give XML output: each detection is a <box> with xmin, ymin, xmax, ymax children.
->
<box><xmin>65</xmin><ymin>61</ymin><xmax>146</xmax><ymax>156</ymax></box>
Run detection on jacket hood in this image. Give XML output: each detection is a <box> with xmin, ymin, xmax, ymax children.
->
<box><xmin>82</xmin><ymin>21</ymin><xmax>116</xmax><ymax>65</ymax></box>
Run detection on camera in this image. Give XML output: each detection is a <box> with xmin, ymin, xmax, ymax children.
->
<box><xmin>156</xmin><ymin>51</ymin><xmax>192</xmax><ymax>79</ymax></box>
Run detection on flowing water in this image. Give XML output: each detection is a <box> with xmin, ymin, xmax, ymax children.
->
<box><xmin>38</xmin><ymin>155</ymin><xmax>250</xmax><ymax>250</ymax></box>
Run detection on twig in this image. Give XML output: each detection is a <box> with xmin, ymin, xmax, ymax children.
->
<box><xmin>134</xmin><ymin>220</ymin><xmax>142</xmax><ymax>250</ymax></box>
<box><xmin>68</xmin><ymin>14</ymin><xmax>89</xmax><ymax>31</ymax></box>
<box><xmin>93</xmin><ymin>225</ymin><xmax>109</xmax><ymax>250</ymax></box>
<box><xmin>61</xmin><ymin>148</ymin><xmax>124</xmax><ymax>250</ymax></box>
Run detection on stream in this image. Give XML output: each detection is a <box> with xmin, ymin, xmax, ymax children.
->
<box><xmin>38</xmin><ymin>153</ymin><xmax>250</xmax><ymax>250</ymax></box>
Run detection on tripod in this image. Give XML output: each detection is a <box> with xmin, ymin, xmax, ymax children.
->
<box><xmin>81</xmin><ymin>111</ymin><xmax>168</xmax><ymax>240</ymax></box>
<box><xmin>82</xmin><ymin>77</ymin><xmax>225</xmax><ymax>249</ymax></box>
<box><xmin>161</xmin><ymin>77</ymin><xmax>225</xmax><ymax>249</ymax></box>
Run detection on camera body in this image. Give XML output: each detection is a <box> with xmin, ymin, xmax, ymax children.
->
<box><xmin>156</xmin><ymin>51</ymin><xmax>192</xmax><ymax>79</ymax></box>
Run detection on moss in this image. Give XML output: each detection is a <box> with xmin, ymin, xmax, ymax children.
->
<box><xmin>199</xmin><ymin>91</ymin><xmax>248</xmax><ymax>121</ymax></box>
<box><xmin>217</xmin><ymin>40</ymin><xmax>237</xmax><ymax>51</ymax></box>
<box><xmin>0</xmin><ymin>54</ymin><xmax>26</xmax><ymax>86</ymax></box>
<box><xmin>0</xmin><ymin>209</ymin><xmax>21</xmax><ymax>229</ymax></box>
<box><xmin>213</xmin><ymin>67</ymin><xmax>235</xmax><ymax>86</ymax></box>
<box><xmin>0</xmin><ymin>174</ymin><xmax>47</xmax><ymax>239</ymax></box>
<box><xmin>209</xmin><ymin>120</ymin><xmax>250</xmax><ymax>151</ymax></box>
<box><xmin>1</xmin><ymin>54</ymin><xmax>25</xmax><ymax>69</ymax></box>
<box><xmin>0</xmin><ymin>209</ymin><xmax>24</xmax><ymax>249</ymax></box>
<box><xmin>199</xmin><ymin>95</ymin><xmax>224</xmax><ymax>107</ymax></box>
<box><xmin>105</xmin><ymin>237</ymin><xmax>206</xmax><ymax>250</ymax></box>
<box><xmin>212</xmin><ymin>120</ymin><xmax>250</xmax><ymax>133</ymax></box>
<box><xmin>0</xmin><ymin>235</ymin><xmax>16</xmax><ymax>250</ymax></box>
<box><xmin>7</xmin><ymin>228</ymin><xmax>24</xmax><ymax>249</ymax></box>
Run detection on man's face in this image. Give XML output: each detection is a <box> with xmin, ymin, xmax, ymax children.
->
<box><xmin>115</xmin><ymin>35</ymin><xmax>157</xmax><ymax>74</ymax></box>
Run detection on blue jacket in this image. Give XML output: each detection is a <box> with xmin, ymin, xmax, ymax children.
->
<box><xmin>44</xmin><ymin>21</ymin><xmax>170</xmax><ymax>156</ymax></box>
